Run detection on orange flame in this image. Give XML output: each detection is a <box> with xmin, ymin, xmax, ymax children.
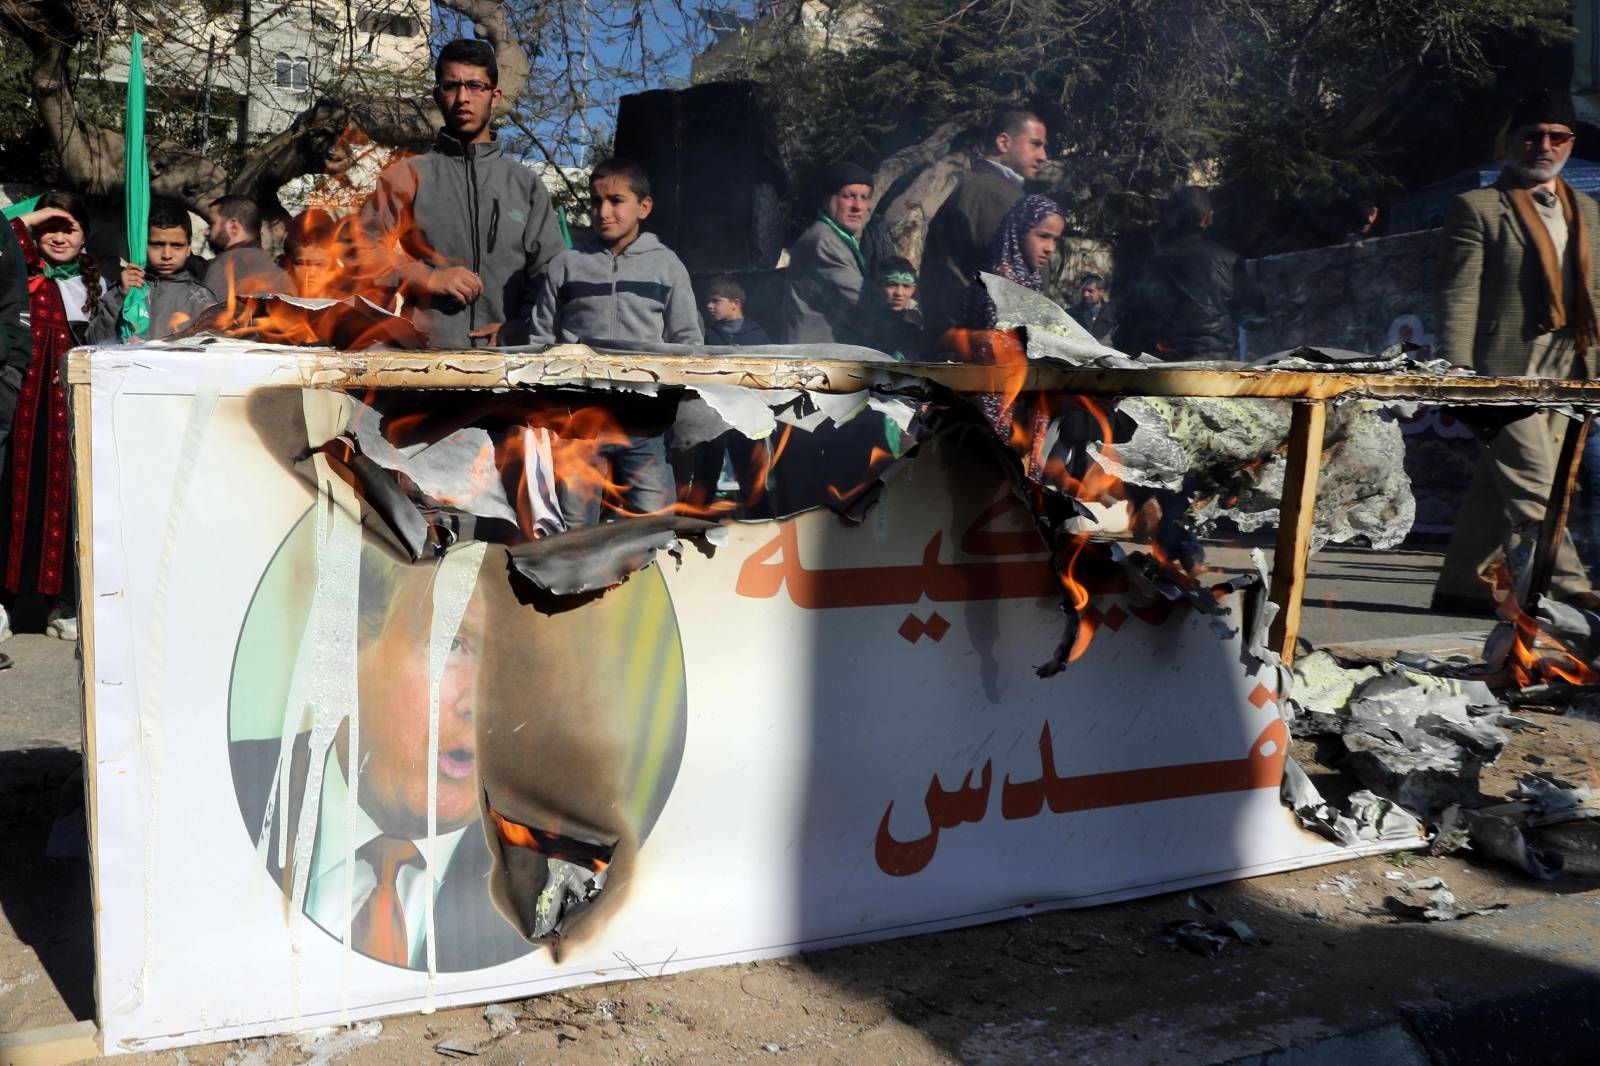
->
<box><xmin>1488</xmin><ymin>561</ymin><xmax>1600</xmax><ymax>688</ymax></box>
<box><xmin>942</xmin><ymin>326</ymin><xmax>1199</xmax><ymax>664</ymax></box>
<box><xmin>489</xmin><ymin>808</ymin><xmax>611</xmax><ymax>874</ymax></box>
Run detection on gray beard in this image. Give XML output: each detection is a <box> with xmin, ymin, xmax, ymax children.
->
<box><xmin>1507</xmin><ymin>157</ymin><xmax>1567</xmax><ymax>184</ymax></box>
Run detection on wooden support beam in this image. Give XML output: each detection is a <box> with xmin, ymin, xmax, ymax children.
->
<box><xmin>0</xmin><ymin>1020</ymin><xmax>100</xmax><ymax>1066</ymax></box>
<box><xmin>1268</xmin><ymin>400</ymin><xmax>1328</xmax><ymax>666</ymax></box>
<box><xmin>62</xmin><ymin>344</ymin><xmax>1600</xmax><ymax>405</ymax></box>
<box><xmin>1522</xmin><ymin>415</ymin><xmax>1592</xmax><ymax>613</ymax></box>
<box><xmin>69</xmin><ymin>382</ymin><xmax>104</xmax><ymax>1045</ymax></box>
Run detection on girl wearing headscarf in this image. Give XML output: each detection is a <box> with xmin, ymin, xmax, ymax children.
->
<box><xmin>956</xmin><ymin>195</ymin><xmax>1066</xmax><ymax>480</ymax></box>
<box><xmin>1</xmin><ymin>191</ymin><xmax>106</xmax><ymax>640</ymax></box>
<box><xmin>965</xmin><ymin>193</ymin><xmax>1065</xmax><ymax>329</ymax></box>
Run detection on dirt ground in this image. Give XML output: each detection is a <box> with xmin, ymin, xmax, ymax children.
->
<box><xmin>7</xmin><ymin>703</ymin><xmax>1600</xmax><ymax>1064</ymax></box>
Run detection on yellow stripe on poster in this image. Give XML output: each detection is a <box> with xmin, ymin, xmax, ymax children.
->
<box><xmin>621</xmin><ymin>571</ymin><xmax>686</xmax><ymax>831</ymax></box>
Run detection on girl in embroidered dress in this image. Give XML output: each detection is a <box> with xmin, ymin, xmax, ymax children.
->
<box><xmin>0</xmin><ymin>192</ymin><xmax>106</xmax><ymax>640</ymax></box>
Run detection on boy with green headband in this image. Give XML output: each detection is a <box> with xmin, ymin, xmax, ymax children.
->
<box><xmin>865</xmin><ymin>255</ymin><xmax>923</xmax><ymax>360</ymax></box>
<box><xmin>776</xmin><ymin>161</ymin><xmax>873</xmax><ymax>344</ymax></box>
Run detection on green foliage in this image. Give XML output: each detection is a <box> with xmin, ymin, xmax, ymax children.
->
<box><xmin>713</xmin><ymin>0</ymin><xmax>1571</xmax><ymax>246</ymax></box>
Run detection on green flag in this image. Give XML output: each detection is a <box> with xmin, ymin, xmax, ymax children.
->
<box><xmin>1</xmin><ymin>194</ymin><xmax>40</xmax><ymax>221</ymax></box>
<box><xmin>120</xmin><ymin>32</ymin><xmax>150</xmax><ymax>341</ymax></box>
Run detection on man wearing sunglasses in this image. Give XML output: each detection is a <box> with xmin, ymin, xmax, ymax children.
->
<box><xmin>1432</xmin><ymin>89</ymin><xmax>1600</xmax><ymax>614</ymax></box>
<box><xmin>359</xmin><ymin>38</ymin><xmax>565</xmax><ymax>349</ymax></box>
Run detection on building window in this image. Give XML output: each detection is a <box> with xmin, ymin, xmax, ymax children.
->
<box><xmin>356</xmin><ymin>8</ymin><xmax>421</xmax><ymax>37</ymax></box>
<box><xmin>274</xmin><ymin>54</ymin><xmax>310</xmax><ymax>93</ymax></box>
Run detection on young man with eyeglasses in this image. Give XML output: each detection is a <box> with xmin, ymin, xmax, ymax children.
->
<box><xmin>358</xmin><ymin>38</ymin><xmax>565</xmax><ymax>348</ymax></box>
<box><xmin>1432</xmin><ymin>89</ymin><xmax>1600</xmax><ymax>614</ymax></box>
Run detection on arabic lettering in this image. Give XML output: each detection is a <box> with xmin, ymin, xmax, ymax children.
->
<box><xmin>735</xmin><ymin>522</ymin><xmax>1061</xmax><ymax>609</ymax></box>
<box><xmin>874</xmin><ymin>718</ymin><xmax>1289</xmax><ymax>878</ymax></box>
<box><xmin>874</xmin><ymin>761</ymin><xmax>993</xmax><ymax>877</ymax></box>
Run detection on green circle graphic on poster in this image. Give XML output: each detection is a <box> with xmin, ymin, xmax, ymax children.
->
<box><xmin>227</xmin><ymin>505</ymin><xmax>689</xmax><ymax>971</ymax></box>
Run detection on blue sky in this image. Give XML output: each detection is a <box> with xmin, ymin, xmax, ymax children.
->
<box><xmin>430</xmin><ymin>0</ymin><xmax>736</xmax><ymax>165</ymax></box>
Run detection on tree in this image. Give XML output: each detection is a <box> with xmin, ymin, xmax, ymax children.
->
<box><xmin>707</xmin><ymin>0</ymin><xmax>1573</xmax><ymax>254</ymax></box>
<box><xmin>0</xmin><ymin>0</ymin><xmax>717</xmax><ymax>217</ymax></box>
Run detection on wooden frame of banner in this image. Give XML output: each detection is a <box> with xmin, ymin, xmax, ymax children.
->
<box><xmin>52</xmin><ymin>346</ymin><xmax>1600</xmax><ymax>1055</ymax></box>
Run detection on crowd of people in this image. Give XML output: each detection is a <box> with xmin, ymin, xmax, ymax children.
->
<box><xmin>6</xmin><ymin>32</ymin><xmax>1586</xmax><ymax>655</ymax></box>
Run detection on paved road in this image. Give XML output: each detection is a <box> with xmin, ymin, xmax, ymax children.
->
<box><xmin>1207</xmin><ymin>541</ymin><xmax>1491</xmax><ymax>648</ymax></box>
<box><xmin>0</xmin><ymin>633</ymin><xmax>79</xmax><ymax>751</ymax></box>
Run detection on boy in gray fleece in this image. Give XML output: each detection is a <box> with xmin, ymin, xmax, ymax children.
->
<box><xmin>90</xmin><ymin>198</ymin><xmax>216</xmax><ymax>342</ymax></box>
<box><xmin>529</xmin><ymin>160</ymin><xmax>702</xmax><ymax>347</ymax></box>
<box><xmin>531</xmin><ymin>158</ymin><xmax>701</xmax><ymax>526</ymax></box>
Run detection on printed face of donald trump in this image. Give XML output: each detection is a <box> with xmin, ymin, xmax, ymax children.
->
<box><xmin>341</xmin><ymin>558</ymin><xmax>488</xmax><ymax>839</ymax></box>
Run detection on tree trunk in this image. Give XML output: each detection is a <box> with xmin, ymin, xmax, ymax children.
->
<box><xmin>0</xmin><ymin>0</ymin><xmax>529</xmax><ymax>214</ymax></box>
<box><xmin>869</xmin><ymin>122</ymin><xmax>974</xmax><ymax>268</ymax></box>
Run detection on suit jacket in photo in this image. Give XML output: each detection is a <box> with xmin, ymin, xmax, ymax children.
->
<box><xmin>230</xmin><ymin>732</ymin><xmax>533</xmax><ymax>973</ymax></box>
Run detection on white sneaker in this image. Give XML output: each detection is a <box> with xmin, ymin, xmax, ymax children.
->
<box><xmin>0</xmin><ymin>601</ymin><xmax>11</xmax><ymax>643</ymax></box>
<box><xmin>45</xmin><ymin>604</ymin><xmax>77</xmax><ymax>642</ymax></box>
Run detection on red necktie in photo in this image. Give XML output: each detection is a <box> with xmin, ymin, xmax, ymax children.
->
<box><xmin>352</xmin><ymin>836</ymin><xmax>423</xmax><ymax>965</ymax></box>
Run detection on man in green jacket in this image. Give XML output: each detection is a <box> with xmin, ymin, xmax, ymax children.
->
<box><xmin>1432</xmin><ymin>89</ymin><xmax>1600</xmax><ymax>613</ymax></box>
<box><xmin>918</xmin><ymin>109</ymin><xmax>1049</xmax><ymax>342</ymax></box>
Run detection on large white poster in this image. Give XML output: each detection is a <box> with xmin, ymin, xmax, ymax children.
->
<box><xmin>81</xmin><ymin>349</ymin><xmax>1395</xmax><ymax>1054</ymax></box>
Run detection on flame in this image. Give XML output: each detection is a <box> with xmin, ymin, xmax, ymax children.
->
<box><xmin>202</xmin><ymin>191</ymin><xmax>431</xmax><ymax>347</ymax></box>
<box><xmin>1487</xmin><ymin>561</ymin><xmax>1600</xmax><ymax>688</ymax></box>
<box><xmin>489</xmin><ymin>807</ymin><xmax>611</xmax><ymax>875</ymax></box>
<box><xmin>943</xmin><ymin>326</ymin><xmax>1199</xmax><ymax>664</ymax></box>
<box><xmin>825</xmin><ymin>445</ymin><xmax>899</xmax><ymax>508</ymax></box>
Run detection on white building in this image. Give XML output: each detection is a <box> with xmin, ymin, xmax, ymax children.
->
<box><xmin>101</xmin><ymin>0</ymin><xmax>433</xmax><ymax>144</ymax></box>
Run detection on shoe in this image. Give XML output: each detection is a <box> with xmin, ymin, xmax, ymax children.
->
<box><xmin>1428</xmin><ymin>591</ymin><xmax>1497</xmax><ymax>617</ymax></box>
<box><xmin>0</xmin><ymin>601</ymin><xmax>10</xmax><ymax>643</ymax></box>
<box><xmin>44</xmin><ymin>603</ymin><xmax>77</xmax><ymax>642</ymax></box>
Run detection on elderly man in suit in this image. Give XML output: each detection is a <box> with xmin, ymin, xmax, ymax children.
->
<box><xmin>1432</xmin><ymin>89</ymin><xmax>1600</xmax><ymax>613</ymax></box>
<box><xmin>778</xmin><ymin>162</ymin><xmax>875</xmax><ymax>344</ymax></box>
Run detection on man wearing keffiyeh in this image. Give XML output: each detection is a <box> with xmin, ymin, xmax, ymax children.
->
<box><xmin>1432</xmin><ymin>88</ymin><xmax>1600</xmax><ymax>614</ymax></box>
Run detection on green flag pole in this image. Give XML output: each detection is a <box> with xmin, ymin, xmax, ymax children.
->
<box><xmin>120</xmin><ymin>32</ymin><xmax>150</xmax><ymax>341</ymax></box>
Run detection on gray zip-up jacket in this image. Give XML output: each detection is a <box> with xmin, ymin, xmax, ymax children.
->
<box><xmin>89</xmin><ymin>270</ymin><xmax>218</xmax><ymax>343</ymax></box>
<box><xmin>360</xmin><ymin>130</ymin><xmax>566</xmax><ymax>349</ymax></box>
<box><xmin>529</xmin><ymin>232</ymin><xmax>703</xmax><ymax>346</ymax></box>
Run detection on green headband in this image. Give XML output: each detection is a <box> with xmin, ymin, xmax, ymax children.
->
<box><xmin>881</xmin><ymin>270</ymin><xmax>916</xmax><ymax>285</ymax></box>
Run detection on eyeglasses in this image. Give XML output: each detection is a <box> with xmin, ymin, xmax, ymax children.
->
<box><xmin>1520</xmin><ymin>128</ymin><xmax>1574</xmax><ymax>147</ymax></box>
<box><xmin>438</xmin><ymin>79</ymin><xmax>494</xmax><ymax>96</ymax></box>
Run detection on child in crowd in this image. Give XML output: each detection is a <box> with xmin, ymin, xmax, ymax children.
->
<box><xmin>1</xmin><ymin>192</ymin><xmax>109</xmax><ymax>641</ymax></box>
<box><xmin>530</xmin><ymin>158</ymin><xmax>700</xmax><ymax>347</ymax></box>
<box><xmin>531</xmin><ymin>157</ymin><xmax>701</xmax><ymax>526</ymax></box>
<box><xmin>702</xmin><ymin>275</ymin><xmax>770</xmax><ymax>346</ymax></box>
<box><xmin>865</xmin><ymin>256</ymin><xmax>923</xmax><ymax>360</ymax></box>
<box><xmin>90</xmin><ymin>198</ymin><xmax>217</xmax><ymax>343</ymax></box>
<box><xmin>281</xmin><ymin>208</ymin><xmax>344</xmax><ymax>298</ymax></box>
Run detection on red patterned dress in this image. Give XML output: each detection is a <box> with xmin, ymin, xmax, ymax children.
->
<box><xmin>0</xmin><ymin>219</ymin><xmax>82</xmax><ymax>599</ymax></box>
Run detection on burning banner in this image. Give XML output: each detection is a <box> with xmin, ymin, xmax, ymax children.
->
<box><xmin>72</xmin><ymin>328</ymin><xmax>1437</xmax><ymax>1053</ymax></box>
